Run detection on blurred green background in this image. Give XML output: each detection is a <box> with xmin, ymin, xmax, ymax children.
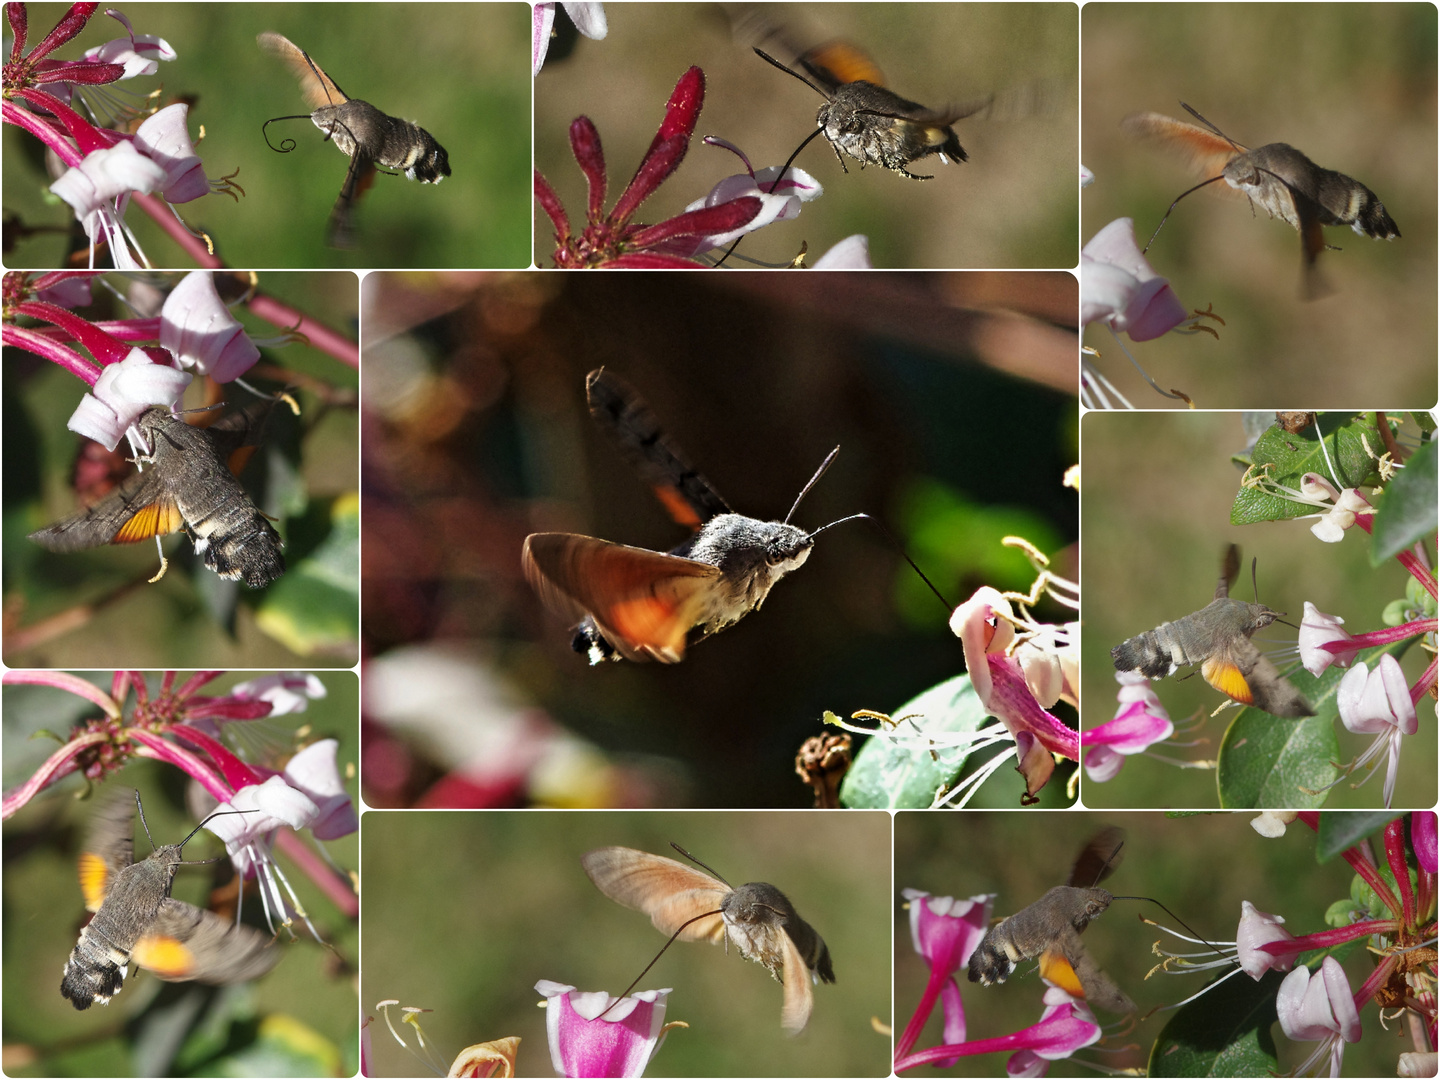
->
<box><xmin>3</xmin><ymin>3</ymin><xmax>530</xmax><ymax>268</ymax></box>
<box><xmin>360</xmin><ymin>271</ymin><xmax>1077</xmax><ymax>808</ymax></box>
<box><xmin>361</xmin><ymin>810</ymin><xmax>891</xmax><ymax>1077</ymax></box>
<box><xmin>3</xmin><ymin>270</ymin><xmax>359</xmax><ymax>668</ymax></box>
<box><xmin>1080</xmin><ymin>411</ymin><xmax>1435</xmax><ymax>810</ymax></box>
<box><xmin>536</xmin><ymin>3</ymin><xmax>1078</xmax><ymax>268</ymax></box>
<box><xmin>1</xmin><ymin>671</ymin><xmax>360</xmax><ymax>1077</ymax></box>
<box><xmin>1081</xmin><ymin>3</ymin><xmax>1437</xmax><ymax>407</ymax></box>
<box><xmin>896</xmin><ymin>811</ymin><xmax>1415</xmax><ymax>1077</ymax></box>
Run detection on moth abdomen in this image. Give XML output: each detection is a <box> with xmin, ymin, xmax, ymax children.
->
<box><xmin>1111</xmin><ymin>625</ymin><xmax>1186</xmax><ymax>679</ymax></box>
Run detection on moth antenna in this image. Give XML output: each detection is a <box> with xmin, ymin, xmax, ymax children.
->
<box><xmin>784</xmin><ymin>446</ymin><xmax>841</xmax><ymax>525</ymax></box>
<box><xmin>131</xmin><ymin>790</ymin><xmax>254</xmax><ymax>855</ymax></box>
<box><xmin>803</xmin><ymin>512</ymin><xmax>953</xmax><ymax>615</ymax></box>
<box><xmin>669</xmin><ymin>842</ymin><xmax>733</xmax><ymax>887</ymax></box>
<box><xmin>714</xmin><ymin>126</ymin><xmax>827</xmax><ymax>269</ymax></box>
<box><xmin>1250</xmin><ymin>557</ymin><xmax>1260</xmax><ymax>604</ymax></box>
<box><xmin>1093</xmin><ymin>838</ymin><xmax>1125</xmax><ymax>885</ymax></box>
<box><xmin>297</xmin><ymin>46</ymin><xmax>339</xmax><ymax>106</ymax></box>
<box><xmin>1109</xmin><ymin>894</ymin><xmax>1234</xmax><ymax>966</ymax></box>
<box><xmin>262</xmin><ymin>114</ymin><xmax>315</xmax><ymax>154</ymax></box>
<box><xmin>1178</xmin><ymin>102</ymin><xmax>1242</xmax><ymax>151</ymax></box>
<box><xmin>134</xmin><ymin>789</ymin><xmax>158</xmax><ymax>850</ymax></box>
<box><xmin>1143</xmin><ymin>174</ymin><xmax>1227</xmax><ymax>253</ymax></box>
<box><xmin>598</xmin><ymin>905</ymin><xmax>726</xmax><ymax>1018</ymax></box>
<box><xmin>753</xmin><ymin>47</ymin><xmax>831</xmax><ymax>100</ymax></box>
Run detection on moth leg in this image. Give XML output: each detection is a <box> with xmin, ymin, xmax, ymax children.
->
<box><xmin>827</xmin><ymin>139</ymin><xmax>849</xmax><ymax>173</ymax></box>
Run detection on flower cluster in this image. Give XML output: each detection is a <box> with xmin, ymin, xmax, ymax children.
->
<box><xmin>3</xmin><ymin>3</ymin><xmax>238</xmax><ymax>267</ymax></box>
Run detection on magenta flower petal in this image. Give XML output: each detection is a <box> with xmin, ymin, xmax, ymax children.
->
<box><xmin>568</xmin><ymin>116</ymin><xmax>608</xmax><ymax>222</ymax></box>
<box><xmin>537</xmin><ymin>981</ymin><xmax>671</xmax><ymax>1078</ymax></box>
<box><xmin>132</xmin><ymin>103</ymin><xmax>208</xmax><ymax>203</ymax></box>
<box><xmin>1081</xmin><ymin>218</ymin><xmax>1188</xmax><ymax>341</ymax></box>
<box><xmin>1414</xmin><ymin>811</ymin><xmax>1437</xmax><ymax>874</ymax></box>
<box><xmin>1235</xmin><ymin>901</ymin><xmax>1297</xmax><ymax>979</ymax></box>
<box><xmin>66</xmin><ymin>348</ymin><xmax>190</xmax><ymax>449</ymax></box>
<box><xmin>1298</xmin><ymin>603</ymin><xmax>1357</xmax><ymax>675</ymax></box>
<box><xmin>628</xmin><ymin>196</ymin><xmax>761</xmax><ymax>249</ymax></box>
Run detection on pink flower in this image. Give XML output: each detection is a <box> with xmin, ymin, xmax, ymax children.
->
<box><xmin>533</xmin><ymin>2</ymin><xmax>607</xmax><ymax>74</ymax></box>
<box><xmin>1276</xmin><ymin>958</ymin><xmax>1361</xmax><ymax>1077</ymax></box>
<box><xmin>1234</xmin><ymin>901</ymin><xmax>1297</xmax><ymax>979</ymax></box>
<box><xmin>812</xmin><ymin>234</ymin><xmax>872</xmax><ymax>268</ymax></box>
<box><xmin>131</xmin><ymin>103</ymin><xmax>208</xmax><ymax>203</ymax></box>
<box><xmin>895</xmin><ymin>985</ymin><xmax>1101</xmax><ymax>1073</ymax></box>
<box><xmin>228</xmin><ymin>672</ymin><xmax>328</xmax><ymax>717</ymax></box>
<box><xmin>48</xmin><ymin>141</ymin><xmax>168</xmax><ymax>267</ymax></box>
<box><xmin>1298</xmin><ymin>603</ymin><xmax>1360</xmax><ymax>675</ymax></box>
<box><xmin>1413</xmin><ymin>811</ymin><xmax>1437</xmax><ymax>875</ymax></box>
<box><xmin>65</xmin><ymin>347</ymin><xmax>190</xmax><ymax>450</ymax></box>
<box><xmin>666</xmin><ymin>139</ymin><xmax>822</xmax><ymax>257</ymax></box>
<box><xmin>78</xmin><ymin>12</ymin><xmax>175</xmax><ymax>79</ymax></box>
<box><xmin>159</xmin><ymin>270</ymin><xmax>262</xmax><ymax>381</ymax></box>
<box><xmin>1081</xmin><ymin>218</ymin><xmax>1188</xmax><ymax>341</ymax></box>
<box><xmin>1336</xmin><ymin>655</ymin><xmax>1417</xmax><ymax>808</ymax></box>
<box><xmin>534</xmin><ymin>67</ymin><xmax>764</xmax><ymax>268</ymax></box>
<box><xmin>1081</xmin><ymin>672</ymin><xmax>1174</xmax><ymax>782</ymax></box>
<box><xmin>281</xmin><ymin>738</ymin><xmax>358</xmax><ymax>841</ymax></box>
<box><xmin>896</xmin><ymin>890</ymin><xmax>993</xmax><ymax>1065</ymax></box>
<box><xmin>1300</xmin><ymin>473</ymin><xmax>1370</xmax><ymax>543</ymax></box>
<box><xmin>951</xmin><ymin>588</ymin><xmax>1078</xmax><ymax>802</ymax></box>
<box><xmin>535</xmin><ymin>981</ymin><xmax>673</xmax><ymax>1078</ymax></box>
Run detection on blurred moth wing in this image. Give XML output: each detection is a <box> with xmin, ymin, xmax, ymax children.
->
<box><xmin>1122</xmin><ymin>104</ymin><xmax>1399</xmax><ymax>295</ymax></box>
<box><xmin>29</xmin><ymin>401</ymin><xmax>285</xmax><ymax>589</ymax></box>
<box><xmin>61</xmin><ymin>790</ymin><xmax>277</xmax><ymax>1010</ymax></box>
<box><xmin>1110</xmin><ymin>544</ymin><xmax>1314</xmax><ymax>717</ymax></box>
<box><xmin>968</xmin><ymin>828</ymin><xmax>1135</xmax><ymax>1013</ymax></box>
<box><xmin>581</xmin><ymin>846</ymin><xmax>834</xmax><ymax>1033</ymax></box>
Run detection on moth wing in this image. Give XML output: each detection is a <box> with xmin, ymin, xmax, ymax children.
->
<box><xmin>327</xmin><ymin>151</ymin><xmax>376</xmax><ymax>249</ymax></box>
<box><xmin>581</xmin><ymin>848</ymin><xmax>729</xmax><ymax>943</ymax></box>
<box><xmin>584</xmin><ymin>369</ymin><xmax>732</xmax><ymax>528</ymax></box>
<box><xmin>799</xmin><ymin>40</ymin><xmax>887</xmax><ymax>89</ymax></box>
<box><xmin>1203</xmin><ymin>640</ymin><xmax>1314</xmax><ymax>717</ymax></box>
<box><xmin>522</xmin><ymin>534</ymin><xmax>721</xmax><ymax>664</ymax></box>
<box><xmin>1041</xmin><ymin>928</ymin><xmax>1135</xmax><ymax>1013</ymax></box>
<box><xmin>132</xmin><ymin>897</ymin><xmax>278</xmax><ymax>984</ymax></box>
<box><xmin>1122</xmin><ymin>111</ymin><xmax>1245</xmax><ymax>181</ymax></box>
<box><xmin>77</xmin><ymin>790</ymin><xmax>138</xmax><ymax>912</ymax></box>
<box><xmin>1215</xmin><ymin>543</ymin><xmax>1240</xmax><ymax>599</ymax></box>
<box><xmin>1068</xmin><ymin>828</ymin><xmax>1125</xmax><ymax>888</ymax></box>
<box><xmin>29</xmin><ymin>470</ymin><xmax>184</xmax><ymax>552</ymax></box>
<box><xmin>203</xmin><ymin>396</ymin><xmax>278</xmax><ymax>453</ymax></box>
<box><xmin>777</xmin><ymin>929</ymin><xmax>815</xmax><ymax>1034</ymax></box>
<box><xmin>257</xmin><ymin>32</ymin><xmax>348</xmax><ymax>108</ymax></box>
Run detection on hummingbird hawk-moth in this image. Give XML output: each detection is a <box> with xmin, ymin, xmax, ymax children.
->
<box><xmin>1111</xmin><ymin>544</ymin><xmax>1314</xmax><ymax>718</ymax></box>
<box><xmin>1122</xmin><ymin>103</ymin><xmax>1400</xmax><ymax>295</ymax></box>
<box><xmin>258</xmin><ymin>32</ymin><xmax>451</xmax><ymax>247</ymax></box>
<box><xmin>968</xmin><ymin>827</ymin><xmax>1135</xmax><ymax>1014</ymax></box>
<box><xmin>582</xmin><ymin>845</ymin><xmax>835</xmax><ymax>1034</ymax></box>
<box><xmin>61</xmin><ymin>789</ymin><xmax>277</xmax><ymax>1010</ymax></box>
<box><xmin>523</xmin><ymin>368</ymin><xmax>853</xmax><ymax>664</ymax></box>
<box><xmin>753</xmin><ymin>41</ymin><xmax>991</xmax><ymax>181</ymax></box>
<box><xmin>29</xmin><ymin>399</ymin><xmax>286</xmax><ymax>589</ymax></box>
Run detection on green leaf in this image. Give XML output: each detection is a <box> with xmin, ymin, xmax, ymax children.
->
<box><xmin>1371</xmin><ymin>438</ymin><xmax>1437</xmax><ymax>562</ymax></box>
<box><xmin>1231</xmin><ymin>414</ymin><xmax>1385</xmax><ymax>525</ymax></box>
<box><xmin>1148</xmin><ymin>968</ymin><xmax>1281</xmax><ymax>1077</ymax></box>
<box><xmin>1315</xmin><ymin>811</ymin><xmax>1401</xmax><ymax>861</ymax></box>
<box><xmin>256</xmin><ymin>496</ymin><xmax>359</xmax><ymax>656</ymax></box>
<box><xmin>840</xmin><ymin>674</ymin><xmax>989</xmax><ymax>809</ymax></box>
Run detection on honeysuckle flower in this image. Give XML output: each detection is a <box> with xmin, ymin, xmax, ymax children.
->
<box><xmin>1298</xmin><ymin>603</ymin><xmax>1360</xmax><ymax>675</ymax></box>
<box><xmin>895</xmin><ymin>984</ymin><xmax>1101</xmax><ymax>1073</ymax></box>
<box><xmin>450</xmin><ymin>1037</ymin><xmax>521</xmax><ymax>1077</ymax></box>
<box><xmin>228</xmin><ymin>672</ymin><xmax>328</xmax><ymax>716</ymax></box>
<box><xmin>158</xmin><ymin>270</ymin><xmax>262</xmax><ymax>381</ymax></box>
<box><xmin>1414</xmin><ymin>811</ymin><xmax>1437</xmax><ymax>874</ymax></box>
<box><xmin>812</xmin><ymin>234</ymin><xmax>872</xmax><ymax>268</ymax></box>
<box><xmin>952</xmin><ymin>586</ymin><xmax>1079</xmax><ymax>803</ymax></box>
<box><xmin>35</xmin><ymin>274</ymin><xmax>94</xmax><ymax>309</ymax></box>
<box><xmin>1277</xmin><ymin>958</ymin><xmax>1361</xmax><ymax>1077</ymax></box>
<box><xmin>1335</xmin><ymin>655</ymin><xmax>1417</xmax><ymax>808</ymax></box>
<box><xmin>205</xmin><ymin>773</ymin><xmax>321</xmax><ymax>872</ymax></box>
<box><xmin>1299</xmin><ymin>472</ymin><xmax>1371</xmax><ymax>543</ymax></box>
<box><xmin>65</xmin><ymin>346</ymin><xmax>190</xmax><ymax>449</ymax></box>
<box><xmin>1081</xmin><ymin>672</ymin><xmax>1175</xmax><ymax>782</ymax></box>
<box><xmin>281</xmin><ymin>738</ymin><xmax>358</xmax><ymax>840</ymax></box>
<box><xmin>130</xmin><ymin>103</ymin><xmax>210</xmax><ymax>203</ymax></box>
<box><xmin>533</xmin><ymin>1</ymin><xmax>607</xmax><ymax>74</ymax></box>
<box><xmin>49</xmin><ymin>140</ymin><xmax>167</xmax><ymax>268</ymax></box>
<box><xmin>1399</xmin><ymin>1052</ymin><xmax>1439</xmax><ymax>1077</ymax></box>
<box><xmin>78</xmin><ymin>11</ymin><xmax>176</xmax><ymax>79</ymax></box>
<box><xmin>1235</xmin><ymin>901</ymin><xmax>1298</xmax><ymax>978</ymax></box>
<box><xmin>1250</xmin><ymin>810</ymin><xmax>1299</xmax><ymax>838</ymax></box>
<box><xmin>896</xmin><ymin>890</ymin><xmax>993</xmax><ymax>1065</ymax></box>
<box><xmin>534</xmin><ymin>67</ymin><xmax>765</xmax><ymax>268</ymax></box>
<box><xmin>535</xmin><ymin>981</ymin><xmax>675</xmax><ymax>1078</ymax></box>
<box><xmin>1081</xmin><ymin>218</ymin><xmax>1188</xmax><ymax>341</ymax></box>
<box><xmin>665</xmin><ymin>138</ymin><xmax>822</xmax><ymax>257</ymax></box>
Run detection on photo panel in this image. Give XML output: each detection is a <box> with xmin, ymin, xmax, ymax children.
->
<box><xmin>360</xmin><ymin>270</ymin><xmax>1078</xmax><ymax>809</ymax></box>
<box><xmin>535</xmin><ymin>2</ymin><xmax>1078</xmax><ymax>269</ymax></box>
<box><xmin>3</xmin><ymin>270</ymin><xmax>359</xmax><ymax>668</ymax></box>
<box><xmin>1081</xmin><ymin>2</ymin><xmax>1437</xmax><ymax>407</ymax></box>
<box><xmin>360</xmin><ymin>809</ymin><xmax>893</xmax><ymax>1077</ymax></box>
<box><xmin>895</xmin><ymin>810</ymin><xmax>1433</xmax><ymax>1077</ymax></box>
<box><xmin>1080</xmin><ymin>410</ymin><xmax>1436</xmax><ymax>810</ymax></box>
<box><xmin>1</xmin><ymin>669</ymin><xmax>360</xmax><ymax>1076</ymax></box>
<box><xmin>3</xmin><ymin>3</ymin><xmax>531</xmax><ymax>269</ymax></box>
